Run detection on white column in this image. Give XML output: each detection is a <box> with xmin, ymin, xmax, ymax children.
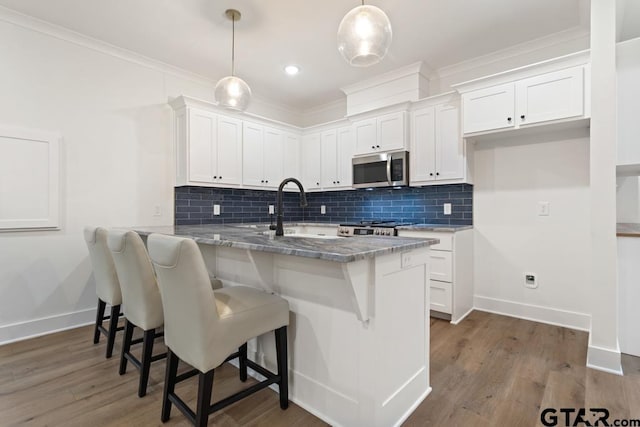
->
<box><xmin>587</xmin><ymin>0</ymin><xmax>621</xmax><ymax>374</ymax></box>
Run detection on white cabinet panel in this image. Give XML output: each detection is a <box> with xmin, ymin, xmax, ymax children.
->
<box><xmin>353</xmin><ymin>118</ymin><xmax>377</xmax><ymax>155</ymax></box>
<box><xmin>337</xmin><ymin>127</ymin><xmax>354</xmax><ymax>188</ymax></box>
<box><xmin>411</xmin><ymin>106</ymin><xmax>436</xmax><ymax>183</ymax></box>
<box><xmin>377</xmin><ymin>111</ymin><xmax>407</xmax><ymax>152</ymax></box>
<box><xmin>430</xmin><ymin>280</ymin><xmax>452</xmax><ymax>314</ymax></box>
<box><xmin>242</xmin><ymin>122</ymin><xmax>264</xmax><ymax>187</ymax></box>
<box><xmin>516</xmin><ymin>66</ymin><xmax>584</xmax><ymax>126</ymax></box>
<box><xmin>462</xmin><ymin>83</ymin><xmax>514</xmax><ymax>134</ymax></box>
<box><xmin>263</xmin><ymin>127</ymin><xmax>284</xmax><ymax>187</ymax></box>
<box><xmin>188</xmin><ymin>109</ymin><xmax>217</xmax><ymax>183</ymax></box>
<box><xmin>301</xmin><ymin>133</ymin><xmax>322</xmax><ymax>190</ymax></box>
<box><xmin>429</xmin><ymin>250</ymin><xmax>453</xmax><ymax>282</ymax></box>
<box><xmin>436</xmin><ymin>104</ymin><xmax>464</xmax><ymax>181</ymax></box>
<box><xmin>321</xmin><ymin>130</ymin><xmax>338</xmax><ymax>188</ymax></box>
<box><xmin>216</xmin><ymin>116</ymin><xmax>242</xmax><ymax>185</ymax></box>
<box><xmin>283</xmin><ymin>133</ymin><xmax>300</xmax><ymax>180</ymax></box>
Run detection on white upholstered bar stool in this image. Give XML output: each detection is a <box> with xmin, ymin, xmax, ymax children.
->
<box><xmin>147</xmin><ymin>233</ymin><xmax>290</xmax><ymax>427</ymax></box>
<box><xmin>84</xmin><ymin>226</ymin><xmax>123</xmax><ymax>359</ymax></box>
<box><xmin>107</xmin><ymin>229</ymin><xmax>166</xmax><ymax>397</ymax></box>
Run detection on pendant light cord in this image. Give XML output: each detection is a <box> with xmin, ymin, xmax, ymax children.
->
<box><xmin>231</xmin><ymin>14</ymin><xmax>235</xmax><ymax>76</ymax></box>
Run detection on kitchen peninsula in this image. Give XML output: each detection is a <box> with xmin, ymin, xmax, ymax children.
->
<box><xmin>133</xmin><ymin>223</ymin><xmax>438</xmax><ymax>427</ymax></box>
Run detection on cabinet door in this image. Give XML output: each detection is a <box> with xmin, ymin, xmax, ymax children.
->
<box><xmin>336</xmin><ymin>127</ymin><xmax>354</xmax><ymax>187</ymax></box>
<box><xmin>430</xmin><ymin>280</ymin><xmax>452</xmax><ymax>314</ymax></box>
<box><xmin>263</xmin><ymin>127</ymin><xmax>284</xmax><ymax>188</ymax></box>
<box><xmin>353</xmin><ymin>118</ymin><xmax>377</xmax><ymax>155</ymax></box>
<box><xmin>242</xmin><ymin>121</ymin><xmax>264</xmax><ymax>186</ymax></box>
<box><xmin>516</xmin><ymin>66</ymin><xmax>584</xmax><ymax>126</ymax></box>
<box><xmin>321</xmin><ymin>130</ymin><xmax>338</xmax><ymax>188</ymax></box>
<box><xmin>188</xmin><ymin>109</ymin><xmax>217</xmax><ymax>183</ymax></box>
<box><xmin>410</xmin><ymin>107</ymin><xmax>436</xmax><ymax>183</ymax></box>
<box><xmin>283</xmin><ymin>133</ymin><xmax>300</xmax><ymax>181</ymax></box>
<box><xmin>435</xmin><ymin>103</ymin><xmax>464</xmax><ymax>181</ymax></box>
<box><xmin>301</xmin><ymin>133</ymin><xmax>322</xmax><ymax>190</ymax></box>
<box><xmin>216</xmin><ymin>116</ymin><xmax>243</xmax><ymax>185</ymax></box>
<box><xmin>377</xmin><ymin>111</ymin><xmax>407</xmax><ymax>151</ymax></box>
<box><xmin>462</xmin><ymin>83</ymin><xmax>515</xmax><ymax>134</ymax></box>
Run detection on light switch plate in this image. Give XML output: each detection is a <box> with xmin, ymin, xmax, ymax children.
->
<box><xmin>268</xmin><ymin>205</ymin><xmax>275</xmax><ymax>215</ymax></box>
<box><xmin>443</xmin><ymin>203</ymin><xmax>452</xmax><ymax>215</ymax></box>
<box><xmin>321</xmin><ymin>205</ymin><xmax>326</xmax><ymax>214</ymax></box>
<box><xmin>538</xmin><ymin>201</ymin><xmax>550</xmax><ymax>216</ymax></box>
<box><xmin>213</xmin><ymin>204</ymin><xmax>221</xmax><ymax>215</ymax></box>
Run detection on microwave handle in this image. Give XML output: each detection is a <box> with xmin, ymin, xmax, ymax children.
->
<box><xmin>386</xmin><ymin>156</ymin><xmax>392</xmax><ymax>184</ymax></box>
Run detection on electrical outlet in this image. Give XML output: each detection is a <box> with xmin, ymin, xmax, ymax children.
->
<box><xmin>443</xmin><ymin>203</ymin><xmax>452</xmax><ymax>215</ymax></box>
<box><xmin>538</xmin><ymin>201</ymin><xmax>550</xmax><ymax>216</ymax></box>
<box><xmin>525</xmin><ymin>273</ymin><xmax>538</xmax><ymax>289</ymax></box>
<box><xmin>213</xmin><ymin>204</ymin><xmax>221</xmax><ymax>215</ymax></box>
<box><xmin>321</xmin><ymin>205</ymin><xmax>326</xmax><ymax>214</ymax></box>
<box><xmin>268</xmin><ymin>205</ymin><xmax>275</xmax><ymax>215</ymax></box>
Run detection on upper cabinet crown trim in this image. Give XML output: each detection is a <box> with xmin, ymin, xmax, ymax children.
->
<box><xmin>452</xmin><ymin>50</ymin><xmax>590</xmax><ymax>94</ymax></box>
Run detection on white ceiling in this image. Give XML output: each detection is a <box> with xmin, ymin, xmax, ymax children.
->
<box><xmin>0</xmin><ymin>0</ymin><xmax>589</xmax><ymax>111</ymax></box>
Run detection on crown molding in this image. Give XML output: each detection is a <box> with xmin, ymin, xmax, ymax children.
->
<box><xmin>435</xmin><ymin>26</ymin><xmax>590</xmax><ymax>80</ymax></box>
<box><xmin>340</xmin><ymin>61</ymin><xmax>433</xmax><ymax>96</ymax></box>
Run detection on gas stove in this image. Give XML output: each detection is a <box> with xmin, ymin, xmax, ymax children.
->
<box><xmin>337</xmin><ymin>220</ymin><xmax>414</xmax><ymax>237</ymax></box>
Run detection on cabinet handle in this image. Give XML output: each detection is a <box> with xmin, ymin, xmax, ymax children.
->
<box><xmin>520</xmin><ymin>115</ymin><xmax>525</xmax><ymax>120</ymax></box>
<box><xmin>336</xmin><ymin>181</ymin><xmax>340</xmax><ymax>184</ymax></box>
<box><xmin>219</xmin><ymin>176</ymin><xmax>222</xmax><ymax>179</ymax></box>
<box><xmin>316</xmin><ymin>182</ymin><xmax>320</xmax><ymax>186</ymax></box>
<box><xmin>371</xmin><ymin>145</ymin><xmax>375</xmax><ymax>149</ymax></box>
<box><xmin>265</xmin><ymin>180</ymin><xmax>268</xmax><ymax>183</ymax></box>
<box><xmin>333</xmin><ymin>181</ymin><xmax>336</xmax><ymax>184</ymax></box>
<box><xmin>213</xmin><ymin>176</ymin><xmax>217</xmax><ymax>179</ymax></box>
<box><xmin>429</xmin><ymin>173</ymin><xmax>434</xmax><ymax>176</ymax></box>
<box><xmin>261</xmin><ymin>180</ymin><xmax>264</xmax><ymax>183</ymax></box>
<box><xmin>376</xmin><ymin>145</ymin><xmax>380</xmax><ymax>148</ymax></box>
<box><xmin>436</xmin><ymin>172</ymin><xmax>440</xmax><ymax>176</ymax></box>
<box><xmin>507</xmin><ymin>117</ymin><xmax>512</xmax><ymax>122</ymax></box>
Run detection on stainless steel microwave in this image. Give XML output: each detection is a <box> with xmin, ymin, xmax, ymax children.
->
<box><xmin>352</xmin><ymin>151</ymin><xmax>409</xmax><ymax>188</ymax></box>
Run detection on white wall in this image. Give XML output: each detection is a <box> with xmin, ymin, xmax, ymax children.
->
<box><xmin>473</xmin><ymin>130</ymin><xmax>592</xmax><ymax>330</ymax></box>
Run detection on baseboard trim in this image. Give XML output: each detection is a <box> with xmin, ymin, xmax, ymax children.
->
<box><xmin>587</xmin><ymin>339</ymin><xmax>623</xmax><ymax>376</ymax></box>
<box><xmin>474</xmin><ymin>295</ymin><xmax>591</xmax><ymax>332</ymax></box>
<box><xmin>0</xmin><ymin>308</ymin><xmax>95</xmax><ymax>346</ymax></box>
<box><xmin>451</xmin><ymin>307</ymin><xmax>474</xmax><ymax>325</ymax></box>
<box><xmin>392</xmin><ymin>386</ymin><xmax>432</xmax><ymax>427</ymax></box>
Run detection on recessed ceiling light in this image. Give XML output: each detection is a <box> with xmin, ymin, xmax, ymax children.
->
<box><xmin>284</xmin><ymin>65</ymin><xmax>300</xmax><ymax>76</ymax></box>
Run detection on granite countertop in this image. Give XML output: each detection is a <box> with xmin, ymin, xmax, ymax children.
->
<box><xmin>617</xmin><ymin>223</ymin><xmax>640</xmax><ymax>237</ymax></box>
<box><xmin>132</xmin><ymin>224</ymin><xmax>438</xmax><ymax>263</ymax></box>
<box><xmin>396</xmin><ymin>224</ymin><xmax>474</xmax><ymax>232</ymax></box>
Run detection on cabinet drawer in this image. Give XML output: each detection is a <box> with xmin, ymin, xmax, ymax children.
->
<box><xmin>430</xmin><ymin>280</ymin><xmax>452</xmax><ymax>314</ymax></box>
<box><xmin>429</xmin><ymin>250</ymin><xmax>452</xmax><ymax>282</ymax></box>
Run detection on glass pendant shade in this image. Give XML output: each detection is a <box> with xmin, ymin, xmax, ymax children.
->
<box><xmin>215</xmin><ymin>75</ymin><xmax>251</xmax><ymax>111</ymax></box>
<box><xmin>337</xmin><ymin>5</ymin><xmax>392</xmax><ymax>67</ymax></box>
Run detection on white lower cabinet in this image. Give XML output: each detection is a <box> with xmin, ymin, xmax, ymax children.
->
<box><xmin>397</xmin><ymin>228</ymin><xmax>473</xmax><ymax>323</ymax></box>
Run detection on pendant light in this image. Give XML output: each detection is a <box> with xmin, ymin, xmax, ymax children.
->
<box><xmin>215</xmin><ymin>9</ymin><xmax>251</xmax><ymax>111</ymax></box>
<box><xmin>337</xmin><ymin>1</ymin><xmax>392</xmax><ymax>67</ymax></box>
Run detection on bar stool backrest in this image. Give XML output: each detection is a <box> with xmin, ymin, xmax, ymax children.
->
<box><xmin>84</xmin><ymin>226</ymin><xmax>122</xmax><ymax>306</ymax></box>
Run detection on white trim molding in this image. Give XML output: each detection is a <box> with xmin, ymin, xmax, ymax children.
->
<box><xmin>474</xmin><ymin>295</ymin><xmax>591</xmax><ymax>331</ymax></box>
<box><xmin>0</xmin><ymin>308</ymin><xmax>95</xmax><ymax>346</ymax></box>
<box><xmin>587</xmin><ymin>340</ymin><xmax>623</xmax><ymax>376</ymax></box>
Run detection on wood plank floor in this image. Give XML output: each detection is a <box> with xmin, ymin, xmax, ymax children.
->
<box><xmin>1</xmin><ymin>311</ymin><xmax>638</xmax><ymax>426</ymax></box>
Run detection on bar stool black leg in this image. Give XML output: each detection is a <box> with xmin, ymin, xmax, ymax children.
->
<box><xmin>138</xmin><ymin>328</ymin><xmax>155</xmax><ymax>397</ymax></box>
<box><xmin>161</xmin><ymin>349</ymin><xmax>179</xmax><ymax>422</ymax></box>
<box><xmin>119</xmin><ymin>320</ymin><xmax>135</xmax><ymax>375</ymax></box>
<box><xmin>105</xmin><ymin>304</ymin><xmax>121</xmax><ymax>358</ymax></box>
<box><xmin>239</xmin><ymin>343</ymin><xmax>248</xmax><ymax>382</ymax></box>
<box><xmin>275</xmin><ymin>326</ymin><xmax>289</xmax><ymax>410</ymax></box>
<box><xmin>195</xmin><ymin>369</ymin><xmax>214</xmax><ymax>427</ymax></box>
<box><xmin>93</xmin><ymin>299</ymin><xmax>106</xmax><ymax>344</ymax></box>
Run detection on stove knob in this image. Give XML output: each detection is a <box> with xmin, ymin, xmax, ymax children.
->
<box><xmin>385</xmin><ymin>230</ymin><xmax>391</xmax><ymax>236</ymax></box>
<box><xmin>374</xmin><ymin>229</ymin><xmax>380</xmax><ymax>235</ymax></box>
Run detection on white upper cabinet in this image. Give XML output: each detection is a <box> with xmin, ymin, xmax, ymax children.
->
<box><xmin>283</xmin><ymin>133</ymin><xmax>300</xmax><ymax>180</ymax></box>
<box><xmin>242</xmin><ymin>121</ymin><xmax>285</xmax><ymax>188</ymax></box>
<box><xmin>301</xmin><ymin>133</ymin><xmax>322</xmax><ymax>190</ymax></box>
<box><xmin>353</xmin><ymin>111</ymin><xmax>407</xmax><ymax>155</ymax></box>
<box><xmin>411</xmin><ymin>98</ymin><xmax>468</xmax><ymax>186</ymax></box>
<box><xmin>462</xmin><ymin>83</ymin><xmax>515</xmax><ymax>134</ymax></box>
<box><xmin>320</xmin><ymin>127</ymin><xmax>354</xmax><ymax>189</ymax></box>
<box><xmin>178</xmin><ymin>107</ymin><xmax>242</xmax><ymax>187</ymax></box>
<box><xmin>515</xmin><ymin>67</ymin><xmax>584</xmax><ymax>126</ymax></box>
<box><xmin>455</xmin><ymin>53</ymin><xmax>590</xmax><ymax>137</ymax></box>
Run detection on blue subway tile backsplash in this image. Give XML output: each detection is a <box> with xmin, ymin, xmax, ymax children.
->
<box><xmin>175</xmin><ymin>184</ymin><xmax>472</xmax><ymax>226</ymax></box>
